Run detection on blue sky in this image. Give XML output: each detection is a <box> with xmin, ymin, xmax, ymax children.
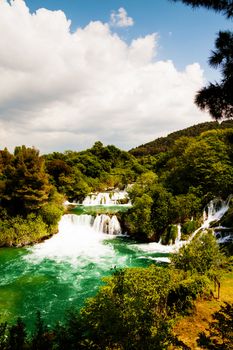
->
<box><xmin>0</xmin><ymin>0</ymin><xmax>231</xmax><ymax>152</ymax></box>
<box><xmin>25</xmin><ymin>0</ymin><xmax>231</xmax><ymax>81</ymax></box>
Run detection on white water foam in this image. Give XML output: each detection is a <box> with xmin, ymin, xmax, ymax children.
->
<box><xmin>82</xmin><ymin>190</ymin><xmax>131</xmax><ymax>206</ymax></box>
<box><xmin>26</xmin><ymin>214</ymin><xmax>115</xmax><ymax>265</ymax></box>
<box><xmin>188</xmin><ymin>195</ymin><xmax>232</xmax><ymax>242</ymax></box>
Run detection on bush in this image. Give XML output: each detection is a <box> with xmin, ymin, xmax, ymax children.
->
<box><xmin>171</xmin><ymin>233</ymin><xmax>225</xmax><ymax>276</ymax></box>
<box><xmin>0</xmin><ymin>214</ymin><xmax>49</xmax><ymax>247</ymax></box>
<box><xmin>168</xmin><ymin>274</ymin><xmax>211</xmax><ymax>314</ymax></box>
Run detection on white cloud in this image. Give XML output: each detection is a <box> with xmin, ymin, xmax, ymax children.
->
<box><xmin>110</xmin><ymin>7</ymin><xmax>134</xmax><ymax>28</ymax></box>
<box><xmin>0</xmin><ymin>0</ymin><xmax>209</xmax><ymax>153</ymax></box>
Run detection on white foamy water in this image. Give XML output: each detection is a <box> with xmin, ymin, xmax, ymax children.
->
<box><xmin>82</xmin><ymin>190</ymin><xmax>131</xmax><ymax>206</ymax></box>
<box><xmin>188</xmin><ymin>195</ymin><xmax>232</xmax><ymax>242</ymax></box>
<box><xmin>26</xmin><ymin>214</ymin><xmax>116</xmax><ymax>265</ymax></box>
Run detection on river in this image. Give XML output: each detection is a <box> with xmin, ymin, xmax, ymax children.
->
<box><xmin>0</xmin><ymin>213</ymin><xmax>170</xmax><ymax>329</ymax></box>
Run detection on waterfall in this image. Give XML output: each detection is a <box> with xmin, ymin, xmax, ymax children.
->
<box><xmin>175</xmin><ymin>224</ymin><xmax>182</xmax><ymax>244</ymax></box>
<box><xmin>26</xmin><ymin>214</ymin><xmax>116</xmax><ymax>264</ymax></box>
<box><xmin>58</xmin><ymin>213</ymin><xmax>123</xmax><ymax>236</ymax></box>
<box><xmin>188</xmin><ymin>195</ymin><xmax>232</xmax><ymax>242</ymax></box>
<box><xmin>82</xmin><ymin>190</ymin><xmax>131</xmax><ymax>206</ymax></box>
<box><xmin>215</xmin><ymin>228</ymin><xmax>233</xmax><ymax>243</ymax></box>
<box><xmin>202</xmin><ymin>196</ymin><xmax>232</xmax><ymax>229</ymax></box>
<box><xmin>133</xmin><ymin>195</ymin><xmax>232</xmax><ymax>257</ymax></box>
<box><xmin>93</xmin><ymin>214</ymin><xmax>122</xmax><ymax>235</ymax></box>
<box><xmin>66</xmin><ymin>213</ymin><xmax>122</xmax><ymax>235</ymax></box>
<box><xmin>70</xmin><ymin>214</ymin><xmax>94</xmax><ymax>226</ymax></box>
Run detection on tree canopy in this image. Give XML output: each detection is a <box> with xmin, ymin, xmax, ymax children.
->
<box><xmin>171</xmin><ymin>0</ymin><xmax>233</xmax><ymax>18</ymax></box>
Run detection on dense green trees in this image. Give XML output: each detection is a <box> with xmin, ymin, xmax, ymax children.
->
<box><xmin>171</xmin><ymin>233</ymin><xmax>225</xmax><ymax>275</ymax></box>
<box><xmin>1</xmin><ymin>124</ymin><xmax>232</xmax><ymax>245</ymax></box>
<box><xmin>45</xmin><ymin>143</ymin><xmax>144</xmax><ymax>201</ymax></box>
<box><xmin>0</xmin><ymin>146</ymin><xmax>51</xmax><ymax>215</ymax></box>
<box><xmin>125</xmin><ymin>128</ymin><xmax>233</xmax><ymax>241</ymax></box>
<box><xmin>0</xmin><ymin>147</ymin><xmax>64</xmax><ymax>246</ymax></box>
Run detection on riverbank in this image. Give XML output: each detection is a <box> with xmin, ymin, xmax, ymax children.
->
<box><xmin>172</xmin><ymin>270</ymin><xmax>233</xmax><ymax>349</ymax></box>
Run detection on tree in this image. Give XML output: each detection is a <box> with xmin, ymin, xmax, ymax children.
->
<box><xmin>171</xmin><ymin>1</ymin><xmax>233</xmax><ymax>120</ymax></box>
<box><xmin>195</xmin><ymin>31</ymin><xmax>233</xmax><ymax>120</ymax></box>
<box><xmin>81</xmin><ymin>266</ymin><xmax>180</xmax><ymax>350</ymax></box>
<box><xmin>171</xmin><ymin>232</ymin><xmax>225</xmax><ymax>275</ymax></box>
<box><xmin>171</xmin><ymin>1</ymin><xmax>233</xmax><ymax>18</ymax></box>
<box><xmin>0</xmin><ymin>146</ymin><xmax>51</xmax><ymax>215</ymax></box>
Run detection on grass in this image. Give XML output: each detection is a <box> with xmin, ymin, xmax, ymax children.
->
<box><xmin>172</xmin><ymin>270</ymin><xmax>233</xmax><ymax>349</ymax></box>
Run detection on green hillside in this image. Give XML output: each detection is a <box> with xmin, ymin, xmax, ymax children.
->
<box><xmin>130</xmin><ymin>120</ymin><xmax>233</xmax><ymax>157</ymax></box>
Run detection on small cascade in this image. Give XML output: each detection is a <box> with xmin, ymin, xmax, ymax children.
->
<box><xmin>82</xmin><ymin>190</ymin><xmax>130</xmax><ymax>206</ymax></box>
<box><xmin>93</xmin><ymin>214</ymin><xmax>122</xmax><ymax>235</ymax></box>
<box><xmin>189</xmin><ymin>195</ymin><xmax>232</xmax><ymax>242</ymax></box>
<box><xmin>215</xmin><ymin>229</ymin><xmax>233</xmax><ymax>243</ymax></box>
<box><xmin>70</xmin><ymin>214</ymin><xmax>94</xmax><ymax>227</ymax></box>
<box><xmin>202</xmin><ymin>196</ymin><xmax>232</xmax><ymax>229</ymax></box>
<box><xmin>59</xmin><ymin>213</ymin><xmax>123</xmax><ymax>236</ymax></box>
<box><xmin>66</xmin><ymin>213</ymin><xmax>122</xmax><ymax>235</ymax></box>
<box><xmin>175</xmin><ymin>224</ymin><xmax>182</xmax><ymax>245</ymax></box>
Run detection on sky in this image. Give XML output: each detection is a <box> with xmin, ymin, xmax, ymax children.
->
<box><xmin>0</xmin><ymin>0</ymin><xmax>231</xmax><ymax>153</ymax></box>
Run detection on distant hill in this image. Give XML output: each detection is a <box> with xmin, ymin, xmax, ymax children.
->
<box><xmin>130</xmin><ymin>120</ymin><xmax>233</xmax><ymax>157</ymax></box>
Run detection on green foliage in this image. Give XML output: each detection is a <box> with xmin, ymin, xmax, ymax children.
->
<box><xmin>38</xmin><ymin>191</ymin><xmax>64</xmax><ymax>234</ymax></box>
<box><xmin>168</xmin><ymin>274</ymin><xmax>211</xmax><ymax>315</ymax></box>
<box><xmin>45</xmin><ymin>143</ymin><xmax>145</xmax><ymax>200</ymax></box>
<box><xmin>130</xmin><ymin>121</ymin><xmax>233</xmax><ymax>157</ymax></box>
<box><xmin>0</xmin><ymin>318</ymin><xmax>28</xmax><ymax>350</ymax></box>
<box><xmin>126</xmin><ymin>194</ymin><xmax>154</xmax><ymax>240</ymax></box>
<box><xmin>195</xmin><ymin>30</ymin><xmax>233</xmax><ymax>120</ymax></box>
<box><xmin>0</xmin><ymin>146</ymin><xmax>51</xmax><ymax>216</ymax></box>
<box><xmin>81</xmin><ymin>266</ymin><xmax>176</xmax><ymax>349</ymax></box>
<box><xmin>0</xmin><ymin>266</ymin><xmax>213</xmax><ymax>350</ymax></box>
<box><xmin>171</xmin><ymin>233</ymin><xmax>225</xmax><ymax>275</ymax></box>
<box><xmin>161</xmin><ymin>224</ymin><xmax>178</xmax><ymax>245</ymax></box>
<box><xmin>8</xmin><ymin>318</ymin><xmax>27</xmax><ymax>350</ymax></box>
<box><xmin>160</xmin><ymin>130</ymin><xmax>233</xmax><ymax>199</ymax></box>
<box><xmin>181</xmin><ymin>220</ymin><xmax>199</xmax><ymax>239</ymax></box>
<box><xmin>0</xmin><ymin>214</ymin><xmax>49</xmax><ymax>247</ymax></box>
<box><xmin>197</xmin><ymin>302</ymin><xmax>233</xmax><ymax>349</ymax></box>
<box><xmin>171</xmin><ymin>0</ymin><xmax>233</xmax><ymax>19</ymax></box>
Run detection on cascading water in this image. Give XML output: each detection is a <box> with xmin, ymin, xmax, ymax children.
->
<box><xmin>82</xmin><ymin>190</ymin><xmax>131</xmax><ymax>206</ymax></box>
<box><xmin>93</xmin><ymin>214</ymin><xmax>122</xmax><ymax>235</ymax></box>
<box><xmin>1</xmin><ymin>193</ymin><xmax>232</xmax><ymax>328</ymax></box>
<box><xmin>188</xmin><ymin>195</ymin><xmax>232</xmax><ymax>242</ymax></box>
<box><xmin>0</xmin><ymin>212</ymin><xmax>169</xmax><ymax>327</ymax></box>
<box><xmin>175</xmin><ymin>224</ymin><xmax>182</xmax><ymax>245</ymax></box>
<box><xmin>202</xmin><ymin>196</ymin><xmax>232</xmax><ymax>228</ymax></box>
<box><xmin>132</xmin><ymin>195</ymin><xmax>232</xmax><ymax>258</ymax></box>
<box><xmin>26</xmin><ymin>214</ymin><xmax>116</xmax><ymax>264</ymax></box>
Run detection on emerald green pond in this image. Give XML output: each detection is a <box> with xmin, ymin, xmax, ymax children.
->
<box><xmin>0</xmin><ymin>214</ymin><xmax>169</xmax><ymax>329</ymax></box>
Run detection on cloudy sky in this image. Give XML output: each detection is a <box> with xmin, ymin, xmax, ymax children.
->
<box><xmin>0</xmin><ymin>0</ymin><xmax>230</xmax><ymax>153</ymax></box>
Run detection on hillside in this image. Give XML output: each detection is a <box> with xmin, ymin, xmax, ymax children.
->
<box><xmin>130</xmin><ymin>120</ymin><xmax>233</xmax><ymax>157</ymax></box>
